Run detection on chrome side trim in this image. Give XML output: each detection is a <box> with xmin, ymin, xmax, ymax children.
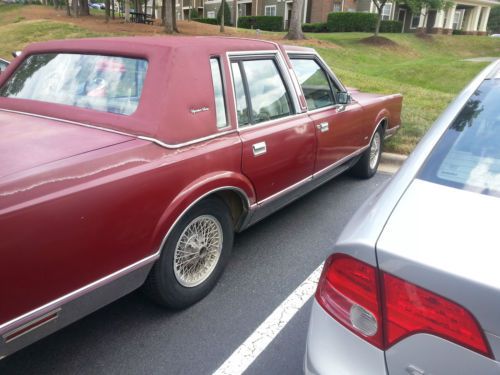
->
<box><xmin>0</xmin><ymin>253</ymin><xmax>159</xmax><ymax>335</ymax></box>
<box><xmin>0</xmin><ymin>108</ymin><xmax>237</xmax><ymax>150</ymax></box>
<box><xmin>0</xmin><ymin>108</ymin><xmax>139</xmax><ymax>138</ymax></box>
<box><xmin>385</xmin><ymin>124</ymin><xmax>400</xmax><ymax>139</ymax></box>
<box><xmin>3</xmin><ymin>309</ymin><xmax>61</xmax><ymax>344</ymax></box>
<box><xmin>259</xmin><ymin>175</ymin><xmax>313</xmax><ymax>206</ymax></box>
<box><xmin>137</xmin><ymin>130</ymin><xmax>237</xmax><ymax>149</ymax></box>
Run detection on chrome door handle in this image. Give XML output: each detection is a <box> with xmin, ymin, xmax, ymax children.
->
<box><xmin>252</xmin><ymin>141</ymin><xmax>267</xmax><ymax>156</ymax></box>
<box><xmin>317</xmin><ymin>122</ymin><xmax>329</xmax><ymax>133</ymax></box>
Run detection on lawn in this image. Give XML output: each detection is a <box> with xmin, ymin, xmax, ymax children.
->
<box><xmin>0</xmin><ymin>4</ymin><xmax>499</xmax><ymax>153</ymax></box>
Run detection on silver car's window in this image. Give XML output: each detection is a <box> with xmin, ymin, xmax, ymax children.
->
<box><xmin>0</xmin><ymin>53</ymin><xmax>148</xmax><ymax>116</ymax></box>
<box><xmin>419</xmin><ymin>79</ymin><xmax>500</xmax><ymax>197</ymax></box>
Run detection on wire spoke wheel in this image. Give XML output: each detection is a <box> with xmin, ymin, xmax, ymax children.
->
<box><xmin>173</xmin><ymin>215</ymin><xmax>223</xmax><ymax>287</ymax></box>
<box><xmin>369</xmin><ymin>131</ymin><xmax>381</xmax><ymax>170</ymax></box>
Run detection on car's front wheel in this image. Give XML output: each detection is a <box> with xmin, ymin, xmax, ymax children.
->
<box><xmin>350</xmin><ymin>126</ymin><xmax>383</xmax><ymax>179</ymax></box>
<box><xmin>144</xmin><ymin>197</ymin><xmax>233</xmax><ymax>309</ymax></box>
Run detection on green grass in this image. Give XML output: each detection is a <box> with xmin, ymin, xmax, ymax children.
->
<box><xmin>308</xmin><ymin>33</ymin><xmax>500</xmax><ymax>153</ymax></box>
<box><xmin>0</xmin><ymin>4</ymin><xmax>499</xmax><ymax>153</ymax></box>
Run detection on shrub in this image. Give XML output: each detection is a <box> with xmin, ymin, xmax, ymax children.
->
<box><xmin>189</xmin><ymin>8</ymin><xmax>199</xmax><ymax>19</ymax></box>
<box><xmin>238</xmin><ymin>16</ymin><xmax>283</xmax><ymax>31</ymax></box>
<box><xmin>379</xmin><ymin>20</ymin><xmax>402</xmax><ymax>33</ymax></box>
<box><xmin>327</xmin><ymin>12</ymin><xmax>378</xmax><ymax>32</ymax></box>
<box><xmin>195</xmin><ymin>18</ymin><xmax>218</xmax><ymax>25</ymax></box>
<box><xmin>217</xmin><ymin>0</ymin><xmax>232</xmax><ymax>26</ymax></box>
<box><xmin>452</xmin><ymin>29</ymin><xmax>464</xmax><ymax>35</ymax></box>
<box><xmin>302</xmin><ymin>22</ymin><xmax>328</xmax><ymax>32</ymax></box>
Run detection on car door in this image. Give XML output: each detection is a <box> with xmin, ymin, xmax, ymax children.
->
<box><xmin>290</xmin><ymin>56</ymin><xmax>364</xmax><ymax>174</ymax></box>
<box><xmin>230</xmin><ymin>54</ymin><xmax>316</xmax><ymax>202</ymax></box>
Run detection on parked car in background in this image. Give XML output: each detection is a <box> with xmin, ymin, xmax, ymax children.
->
<box><xmin>305</xmin><ymin>60</ymin><xmax>500</xmax><ymax>374</ymax></box>
<box><xmin>0</xmin><ymin>58</ymin><xmax>8</xmax><ymax>73</ymax></box>
<box><xmin>88</xmin><ymin>2</ymin><xmax>101</xmax><ymax>9</ymax></box>
<box><xmin>0</xmin><ymin>36</ymin><xmax>402</xmax><ymax>359</ymax></box>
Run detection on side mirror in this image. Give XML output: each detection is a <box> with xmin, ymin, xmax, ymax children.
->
<box><xmin>337</xmin><ymin>92</ymin><xmax>351</xmax><ymax>105</ymax></box>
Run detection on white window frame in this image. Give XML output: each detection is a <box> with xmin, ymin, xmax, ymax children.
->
<box><xmin>453</xmin><ymin>9</ymin><xmax>465</xmax><ymax>30</ymax></box>
<box><xmin>410</xmin><ymin>13</ymin><xmax>420</xmax><ymax>29</ymax></box>
<box><xmin>332</xmin><ymin>2</ymin><xmax>341</xmax><ymax>12</ymax></box>
<box><xmin>264</xmin><ymin>5</ymin><xmax>276</xmax><ymax>16</ymax></box>
<box><xmin>207</xmin><ymin>10</ymin><xmax>216</xmax><ymax>18</ymax></box>
<box><xmin>381</xmin><ymin>3</ymin><xmax>392</xmax><ymax>20</ymax></box>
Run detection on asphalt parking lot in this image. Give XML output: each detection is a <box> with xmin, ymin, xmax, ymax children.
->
<box><xmin>0</xmin><ymin>172</ymin><xmax>392</xmax><ymax>375</ymax></box>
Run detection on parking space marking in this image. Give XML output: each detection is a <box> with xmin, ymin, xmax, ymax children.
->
<box><xmin>212</xmin><ymin>263</ymin><xmax>324</xmax><ymax>375</ymax></box>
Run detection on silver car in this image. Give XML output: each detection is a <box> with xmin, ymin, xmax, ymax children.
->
<box><xmin>305</xmin><ymin>59</ymin><xmax>500</xmax><ymax>375</ymax></box>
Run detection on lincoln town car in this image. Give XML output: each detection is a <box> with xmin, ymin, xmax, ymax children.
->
<box><xmin>0</xmin><ymin>36</ymin><xmax>402</xmax><ymax>358</ymax></box>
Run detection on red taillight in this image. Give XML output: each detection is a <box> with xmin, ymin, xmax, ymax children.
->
<box><xmin>383</xmin><ymin>272</ymin><xmax>492</xmax><ymax>358</ymax></box>
<box><xmin>316</xmin><ymin>253</ymin><xmax>493</xmax><ymax>358</ymax></box>
<box><xmin>316</xmin><ymin>254</ymin><xmax>383</xmax><ymax>348</ymax></box>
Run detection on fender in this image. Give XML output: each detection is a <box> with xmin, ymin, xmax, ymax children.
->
<box><xmin>149</xmin><ymin>171</ymin><xmax>256</xmax><ymax>255</ymax></box>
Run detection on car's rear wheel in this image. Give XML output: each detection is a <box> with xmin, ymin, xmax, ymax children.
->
<box><xmin>350</xmin><ymin>126</ymin><xmax>383</xmax><ymax>179</ymax></box>
<box><xmin>144</xmin><ymin>197</ymin><xmax>233</xmax><ymax>309</ymax></box>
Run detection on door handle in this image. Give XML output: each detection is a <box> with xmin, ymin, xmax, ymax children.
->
<box><xmin>316</xmin><ymin>122</ymin><xmax>329</xmax><ymax>133</ymax></box>
<box><xmin>252</xmin><ymin>141</ymin><xmax>267</xmax><ymax>156</ymax></box>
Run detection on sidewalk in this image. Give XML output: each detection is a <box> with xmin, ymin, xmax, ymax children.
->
<box><xmin>379</xmin><ymin>152</ymin><xmax>407</xmax><ymax>174</ymax></box>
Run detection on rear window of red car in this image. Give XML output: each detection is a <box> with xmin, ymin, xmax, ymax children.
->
<box><xmin>0</xmin><ymin>53</ymin><xmax>148</xmax><ymax>116</ymax></box>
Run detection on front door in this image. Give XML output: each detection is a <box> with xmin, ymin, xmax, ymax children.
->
<box><xmin>290</xmin><ymin>56</ymin><xmax>364</xmax><ymax>173</ymax></box>
<box><xmin>230</xmin><ymin>56</ymin><xmax>316</xmax><ymax>202</ymax></box>
<box><xmin>398</xmin><ymin>9</ymin><xmax>406</xmax><ymax>31</ymax></box>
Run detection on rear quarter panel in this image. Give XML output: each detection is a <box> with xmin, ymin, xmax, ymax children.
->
<box><xmin>0</xmin><ymin>133</ymin><xmax>250</xmax><ymax>327</ymax></box>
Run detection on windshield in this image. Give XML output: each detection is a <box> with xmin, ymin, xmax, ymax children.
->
<box><xmin>0</xmin><ymin>53</ymin><xmax>148</xmax><ymax>115</ymax></box>
<box><xmin>419</xmin><ymin>78</ymin><xmax>500</xmax><ymax>197</ymax></box>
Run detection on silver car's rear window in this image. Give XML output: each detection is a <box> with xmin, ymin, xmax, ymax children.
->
<box><xmin>0</xmin><ymin>53</ymin><xmax>148</xmax><ymax>115</ymax></box>
<box><xmin>419</xmin><ymin>79</ymin><xmax>500</xmax><ymax>197</ymax></box>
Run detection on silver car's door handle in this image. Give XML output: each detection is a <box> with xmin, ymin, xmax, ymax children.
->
<box><xmin>317</xmin><ymin>122</ymin><xmax>329</xmax><ymax>133</ymax></box>
<box><xmin>252</xmin><ymin>141</ymin><xmax>267</xmax><ymax>156</ymax></box>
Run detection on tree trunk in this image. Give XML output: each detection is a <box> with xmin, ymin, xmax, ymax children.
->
<box><xmin>66</xmin><ymin>0</ymin><xmax>71</xmax><ymax>15</ymax></box>
<box><xmin>284</xmin><ymin>0</ymin><xmax>304</xmax><ymax>39</ymax></box>
<box><xmin>125</xmin><ymin>0</ymin><xmax>130</xmax><ymax>22</ymax></box>
<box><xmin>105</xmin><ymin>0</ymin><xmax>110</xmax><ymax>21</ymax></box>
<box><xmin>164</xmin><ymin>0</ymin><xmax>174</xmax><ymax>33</ymax></box>
<box><xmin>81</xmin><ymin>0</ymin><xmax>89</xmax><ymax>15</ymax></box>
<box><xmin>112</xmin><ymin>0</ymin><xmax>115</xmax><ymax>19</ymax></box>
<box><xmin>72</xmin><ymin>0</ymin><xmax>78</xmax><ymax>17</ymax></box>
<box><xmin>152</xmin><ymin>0</ymin><xmax>156</xmax><ymax>19</ymax></box>
<box><xmin>161</xmin><ymin>0</ymin><xmax>166</xmax><ymax>25</ymax></box>
<box><xmin>375</xmin><ymin>13</ymin><xmax>382</xmax><ymax>36</ymax></box>
<box><xmin>172</xmin><ymin>0</ymin><xmax>178</xmax><ymax>32</ymax></box>
<box><xmin>220</xmin><ymin>0</ymin><xmax>225</xmax><ymax>32</ymax></box>
<box><xmin>233</xmin><ymin>0</ymin><xmax>237</xmax><ymax>26</ymax></box>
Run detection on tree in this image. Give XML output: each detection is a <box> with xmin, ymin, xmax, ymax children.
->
<box><xmin>172</xmin><ymin>0</ymin><xmax>179</xmax><ymax>32</ymax></box>
<box><xmin>371</xmin><ymin>0</ymin><xmax>389</xmax><ymax>36</ymax></box>
<box><xmin>284</xmin><ymin>0</ymin><xmax>305</xmax><ymax>39</ymax></box>
<box><xmin>217</xmin><ymin>0</ymin><xmax>231</xmax><ymax>30</ymax></box>
<box><xmin>125</xmin><ymin>0</ymin><xmax>130</xmax><ymax>22</ymax></box>
<box><xmin>164</xmin><ymin>0</ymin><xmax>174</xmax><ymax>33</ymax></box>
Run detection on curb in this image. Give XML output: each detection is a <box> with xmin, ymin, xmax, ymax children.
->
<box><xmin>379</xmin><ymin>152</ymin><xmax>407</xmax><ymax>174</ymax></box>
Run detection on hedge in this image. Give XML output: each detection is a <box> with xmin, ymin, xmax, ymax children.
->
<box><xmin>238</xmin><ymin>16</ymin><xmax>283</xmax><ymax>31</ymax></box>
<box><xmin>195</xmin><ymin>18</ymin><xmax>218</xmax><ymax>25</ymax></box>
<box><xmin>327</xmin><ymin>12</ymin><xmax>378</xmax><ymax>32</ymax></box>
<box><xmin>379</xmin><ymin>20</ymin><xmax>403</xmax><ymax>33</ymax></box>
<box><xmin>302</xmin><ymin>22</ymin><xmax>328</xmax><ymax>32</ymax></box>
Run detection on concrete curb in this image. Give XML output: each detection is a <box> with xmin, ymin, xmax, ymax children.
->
<box><xmin>379</xmin><ymin>152</ymin><xmax>407</xmax><ymax>174</ymax></box>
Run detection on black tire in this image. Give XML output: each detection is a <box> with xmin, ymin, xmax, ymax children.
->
<box><xmin>350</xmin><ymin>126</ymin><xmax>384</xmax><ymax>179</ymax></box>
<box><xmin>143</xmin><ymin>197</ymin><xmax>234</xmax><ymax>309</ymax></box>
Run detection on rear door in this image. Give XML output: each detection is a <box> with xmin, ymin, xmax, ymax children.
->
<box><xmin>230</xmin><ymin>53</ymin><xmax>316</xmax><ymax>202</ymax></box>
<box><xmin>289</xmin><ymin>56</ymin><xmax>364</xmax><ymax>173</ymax></box>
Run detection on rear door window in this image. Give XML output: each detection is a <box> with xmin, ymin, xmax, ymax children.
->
<box><xmin>231</xmin><ymin>57</ymin><xmax>292</xmax><ymax>126</ymax></box>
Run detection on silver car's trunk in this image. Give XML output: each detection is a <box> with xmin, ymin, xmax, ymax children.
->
<box><xmin>377</xmin><ymin>178</ymin><xmax>500</xmax><ymax>373</ymax></box>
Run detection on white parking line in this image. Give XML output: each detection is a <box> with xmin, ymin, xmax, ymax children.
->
<box><xmin>212</xmin><ymin>263</ymin><xmax>324</xmax><ymax>375</ymax></box>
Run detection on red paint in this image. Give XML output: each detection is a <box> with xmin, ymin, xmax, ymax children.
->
<box><xmin>0</xmin><ymin>37</ymin><xmax>402</xmax><ymax>334</ymax></box>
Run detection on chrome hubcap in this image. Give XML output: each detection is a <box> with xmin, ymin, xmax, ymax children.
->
<box><xmin>369</xmin><ymin>132</ymin><xmax>381</xmax><ymax>170</ymax></box>
<box><xmin>173</xmin><ymin>215</ymin><xmax>223</xmax><ymax>287</ymax></box>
